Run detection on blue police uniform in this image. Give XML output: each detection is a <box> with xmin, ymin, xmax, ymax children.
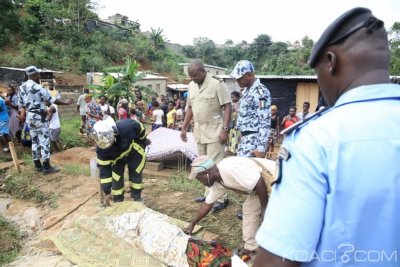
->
<box><xmin>236</xmin><ymin>78</ymin><xmax>271</xmax><ymax>156</ymax></box>
<box><xmin>256</xmin><ymin>84</ymin><xmax>400</xmax><ymax>266</ymax></box>
<box><xmin>18</xmin><ymin>79</ymin><xmax>54</xmax><ymax>161</ymax></box>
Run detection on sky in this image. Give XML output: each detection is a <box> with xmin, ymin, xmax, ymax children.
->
<box><xmin>95</xmin><ymin>0</ymin><xmax>400</xmax><ymax>45</ymax></box>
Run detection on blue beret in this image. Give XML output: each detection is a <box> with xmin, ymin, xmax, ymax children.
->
<box><xmin>309</xmin><ymin>7</ymin><xmax>383</xmax><ymax>68</ymax></box>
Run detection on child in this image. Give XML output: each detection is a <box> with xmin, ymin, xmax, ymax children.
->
<box><xmin>151</xmin><ymin>101</ymin><xmax>164</xmax><ymax>131</ymax></box>
<box><xmin>47</xmin><ymin>103</ymin><xmax>64</xmax><ymax>152</ymax></box>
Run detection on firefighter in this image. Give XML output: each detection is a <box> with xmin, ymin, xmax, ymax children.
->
<box><xmin>90</xmin><ymin>117</ymin><xmax>150</xmax><ymax>205</ymax></box>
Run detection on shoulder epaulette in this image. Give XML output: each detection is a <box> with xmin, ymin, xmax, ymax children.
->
<box><xmin>280</xmin><ymin>106</ymin><xmax>332</xmax><ymax>135</ymax></box>
<box><xmin>212</xmin><ymin>75</ymin><xmax>223</xmax><ymax>82</ymax></box>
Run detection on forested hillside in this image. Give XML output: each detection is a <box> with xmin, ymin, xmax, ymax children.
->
<box><xmin>1</xmin><ymin>0</ymin><xmax>399</xmax><ymax>77</ymax></box>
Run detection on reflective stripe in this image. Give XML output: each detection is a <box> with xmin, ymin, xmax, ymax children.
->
<box><xmin>132</xmin><ymin>142</ymin><xmax>146</xmax><ymax>172</ymax></box>
<box><xmin>114</xmin><ymin>140</ymin><xmax>146</xmax><ymax>173</ymax></box>
<box><xmin>112</xmin><ymin>172</ymin><xmax>121</xmax><ymax>181</ymax></box>
<box><xmin>112</xmin><ymin>188</ymin><xmax>124</xmax><ymax>196</ymax></box>
<box><xmin>130</xmin><ymin>183</ymin><xmax>143</xmax><ymax>189</ymax></box>
<box><xmin>100</xmin><ymin>177</ymin><xmax>112</xmax><ymax>184</ymax></box>
<box><xmin>97</xmin><ymin>158</ymin><xmax>113</xmax><ymax>165</ymax></box>
<box><xmin>138</xmin><ymin>123</ymin><xmax>146</xmax><ymax>140</ymax></box>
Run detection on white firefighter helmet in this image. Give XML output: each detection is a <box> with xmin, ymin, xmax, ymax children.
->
<box><xmin>90</xmin><ymin>120</ymin><xmax>116</xmax><ymax>149</ymax></box>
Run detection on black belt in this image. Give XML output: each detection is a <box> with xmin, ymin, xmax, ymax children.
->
<box><xmin>241</xmin><ymin>131</ymin><xmax>257</xmax><ymax>137</ymax></box>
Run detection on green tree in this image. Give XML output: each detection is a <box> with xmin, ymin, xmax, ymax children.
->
<box><xmin>149</xmin><ymin>27</ymin><xmax>166</xmax><ymax>50</ymax></box>
<box><xmin>250</xmin><ymin>34</ymin><xmax>272</xmax><ymax>67</ymax></box>
<box><xmin>194</xmin><ymin>37</ymin><xmax>224</xmax><ymax>66</ymax></box>
<box><xmin>0</xmin><ymin>0</ymin><xmax>20</xmax><ymax>46</ymax></box>
<box><xmin>389</xmin><ymin>22</ymin><xmax>400</xmax><ymax>75</ymax></box>
<box><xmin>181</xmin><ymin>45</ymin><xmax>198</xmax><ymax>58</ymax></box>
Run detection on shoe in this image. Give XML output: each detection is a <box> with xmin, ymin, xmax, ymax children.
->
<box><xmin>194</xmin><ymin>196</ymin><xmax>206</xmax><ymax>203</ymax></box>
<box><xmin>42</xmin><ymin>160</ymin><xmax>60</xmax><ymax>175</ymax></box>
<box><xmin>237</xmin><ymin>247</ymin><xmax>256</xmax><ymax>262</ymax></box>
<box><xmin>131</xmin><ymin>189</ymin><xmax>143</xmax><ymax>202</ymax></box>
<box><xmin>133</xmin><ymin>196</ymin><xmax>143</xmax><ymax>202</ymax></box>
<box><xmin>34</xmin><ymin>160</ymin><xmax>43</xmax><ymax>172</ymax></box>
<box><xmin>236</xmin><ymin>210</ymin><xmax>243</xmax><ymax>220</ymax></box>
<box><xmin>212</xmin><ymin>200</ymin><xmax>229</xmax><ymax>213</ymax></box>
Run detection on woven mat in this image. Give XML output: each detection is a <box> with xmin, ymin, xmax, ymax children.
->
<box><xmin>47</xmin><ymin>202</ymin><xmax>203</xmax><ymax>267</ymax></box>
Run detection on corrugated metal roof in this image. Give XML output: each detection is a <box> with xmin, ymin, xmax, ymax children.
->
<box><xmin>167</xmin><ymin>83</ymin><xmax>188</xmax><ymax>91</ymax></box>
<box><xmin>217</xmin><ymin>74</ymin><xmax>317</xmax><ymax>80</ymax></box>
<box><xmin>0</xmin><ymin>67</ymin><xmax>63</xmax><ymax>73</ymax></box>
<box><xmin>90</xmin><ymin>71</ymin><xmax>168</xmax><ymax>80</ymax></box>
<box><xmin>179</xmin><ymin>63</ymin><xmax>227</xmax><ymax>71</ymax></box>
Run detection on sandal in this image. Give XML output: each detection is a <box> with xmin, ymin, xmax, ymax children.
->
<box><xmin>237</xmin><ymin>247</ymin><xmax>256</xmax><ymax>262</ymax></box>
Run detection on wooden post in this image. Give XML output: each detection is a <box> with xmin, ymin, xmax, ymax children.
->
<box><xmin>8</xmin><ymin>142</ymin><xmax>20</xmax><ymax>173</ymax></box>
<box><xmin>90</xmin><ymin>157</ymin><xmax>104</xmax><ymax>205</ymax></box>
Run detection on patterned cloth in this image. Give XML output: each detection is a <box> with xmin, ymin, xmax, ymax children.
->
<box><xmin>146</xmin><ymin>127</ymin><xmax>198</xmax><ymax>161</ymax></box>
<box><xmin>86</xmin><ymin>101</ymin><xmax>102</xmax><ymax>131</ymax></box>
<box><xmin>0</xmin><ymin>121</ymin><xmax>9</xmax><ymax>135</ymax></box>
<box><xmin>18</xmin><ymin>79</ymin><xmax>54</xmax><ymax>160</ymax></box>
<box><xmin>186</xmin><ymin>238</ymin><xmax>231</xmax><ymax>267</ymax></box>
<box><xmin>236</xmin><ymin>78</ymin><xmax>271</xmax><ymax>156</ymax></box>
<box><xmin>268</xmin><ymin>128</ymin><xmax>277</xmax><ymax>144</ymax></box>
<box><xmin>7</xmin><ymin>94</ymin><xmax>22</xmax><ymax>138</ymax></box>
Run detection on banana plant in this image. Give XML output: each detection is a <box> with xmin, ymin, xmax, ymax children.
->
<box><xmin>89</xmin><ymin>58</ymin><xmax>157</xmax><ymax>107</ymax></box>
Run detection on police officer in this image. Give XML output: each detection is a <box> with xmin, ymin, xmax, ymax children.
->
<box><xmin>18</xmin><ymin>66</ymin><xmax>72</xmax><ymax>174</ymax></box>
<box><xmin>231</xmin><ymin>60</ymin><xmax>271</xmax><ymax>220</ymax></box>
<box><xmin>180</xmin><ymin>59</ymin><xmax>231</xmax><ymax>213</ymax></box>
<box><xmin>254</xmin><ymin>8</ymin><xmax>400</xmax><ymax>266</ymax></box>
<box><xmin>231</xmin><ymin>60</ymin><xmax>271</xmax><ymax>157</ymax></box>
<box><xmin>91</xmin><ymin>118</ymin><xmax>150</xmax><ymax>205</ymax></box>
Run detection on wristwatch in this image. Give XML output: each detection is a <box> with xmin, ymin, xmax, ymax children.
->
<box><xmin>223</xmin><ymin>126</ymin><xmax>229</xmax><ymax>131</ymax></box>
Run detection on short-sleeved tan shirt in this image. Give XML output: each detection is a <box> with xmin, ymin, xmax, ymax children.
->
<box><xmin>205</xmin><ymin>157</ymin><xmax>276</xmax><ymax>204</ymax></box>
<box><xmin>187</xmin><ymin>73</ymin><xmax>231</xmax><ymax>144</ymax></box>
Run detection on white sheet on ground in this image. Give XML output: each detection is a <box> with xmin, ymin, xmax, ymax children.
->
<box><xmin>105</xmin><ymin>208</ymin><xmax>189</xmax><ymax>267</ymax></box>
<box><xmin>146</xmin><ymin>127</ymin><xmax>198</xmax><ymax>161</ymax></box>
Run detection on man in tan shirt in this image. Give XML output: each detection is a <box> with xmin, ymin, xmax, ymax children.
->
<box><xmin>180</xmin><ymin>59</ymin><xmax>231</xmax><ymax>212</ymax></box>
<box><xmin>183</xmin><ymin>155</ymin><xmax>274</xmax><ymax>256</ymax></box>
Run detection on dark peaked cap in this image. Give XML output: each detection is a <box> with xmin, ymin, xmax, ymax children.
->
<box><xmin>309</xmin><ymin>7</ymin><xmax>383</xmax><ymax>68</ymax></box>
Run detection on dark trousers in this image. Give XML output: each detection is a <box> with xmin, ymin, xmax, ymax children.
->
<box><xmin>98</xmin><ymin>146</ymin><xmax>145</xmax><ymax>202</ymax></box>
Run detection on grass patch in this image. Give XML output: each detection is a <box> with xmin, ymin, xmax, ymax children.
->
<box><xmin>0</xmin><ymin>215</ymin><xmax>24</xmax><ymax>266</ymax></box>
<box><xmin>168</xmin><ymin>171</ymin><xmax>203</xmax><ymax>193</ymax></box>
<box><xmin>62</xmin><ymin>163</ymin><xmax>91</xmax><ymax>176</ymax></box>
<box><xmin>60</xmin><ymin>117</ymin><xmax>89</xmax><ymax>149</ymax></box>
<box><xmin>1</xmin><ymin>171</ymin><xmax>51</xmax><ymax>203</ymax></box>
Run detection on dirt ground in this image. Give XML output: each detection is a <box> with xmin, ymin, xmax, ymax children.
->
<box><xmin>0</xmin><ymin>147</ymin><xmax>245</xmax><ymax>266</ymax></box>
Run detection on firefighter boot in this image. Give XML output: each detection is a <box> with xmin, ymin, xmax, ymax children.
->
<box><xmin>131</xmin><ymin>189</ymin><xmax>143</xmax><ymax>202</ymax></box>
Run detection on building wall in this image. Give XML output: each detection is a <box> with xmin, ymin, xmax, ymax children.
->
<box><xmin>296</xmin><ymin>82</ymin><xmax>319</xmax><ymax>113</ymax></box>
<box><xmin>134</xmin><ymin>79</ymin><xmax>167</xmax><ymax>97</ymax></box>
<box><xmin>58</xmin><ymin>92</ymin><xmax>81</xmax><ymax>119</ymax></box>
<box><xmin>225</xmin><ymin>78</ymin><xmax>319</xmax><ymax>117</ymax></box>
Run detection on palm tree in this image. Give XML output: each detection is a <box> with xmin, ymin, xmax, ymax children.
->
<box><xmin>149</xmin><ymin>27</ymin><xmax>166</xmax><ymax>50</ymax></box>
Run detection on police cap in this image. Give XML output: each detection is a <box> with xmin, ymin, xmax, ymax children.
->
<box><xmin>309</xmin><ymin>7</ymin><xmax>383</xmax><ymax>68</ymax></box>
